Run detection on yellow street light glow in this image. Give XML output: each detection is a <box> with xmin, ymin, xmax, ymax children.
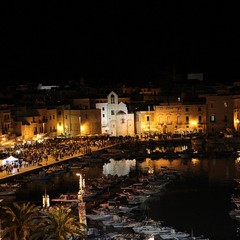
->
<box><xmin>57</xmin><ymin>124</ymin><xmax>63</xmax><ymax>131</ymax></box>
<box><xmin>190</xmin><ymin>121</ymin><xmax>197</xmax><ymax>126</ymax></box>
<box><xmin>191</xmin><ymin>158</ymin><xmax>199</xmax><ymax>165</ymax></box>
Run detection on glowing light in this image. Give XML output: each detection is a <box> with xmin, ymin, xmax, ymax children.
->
<box><xmin>191</xmin><ymin>158</ymin><xmax>199</xmax><ymax>165</ymax></box>
<box><xmin>80</xmin><ymin>125</ymin><xmax>85</xmax><ymax>133</ymax></box>
<box><xmin>57</xmin><ymin>123</ymin><xmax>63</xmax><ymax>132</ymax></box>
<box><xmin>190</xmin><ymin>121</ymin><xmax>197</xmax><ymax>126</ymax></box>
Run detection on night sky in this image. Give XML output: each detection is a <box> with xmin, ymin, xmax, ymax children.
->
<box><xmin>1</xmin><ymin>1</ymin><xmax>240</xmax><ymax>87</ymax></box>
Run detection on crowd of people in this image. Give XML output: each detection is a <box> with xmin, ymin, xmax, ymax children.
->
<box><xmin>0</xmin><ymin>136</ymin><xmax>133</xmax><ymax>175</ymax></box>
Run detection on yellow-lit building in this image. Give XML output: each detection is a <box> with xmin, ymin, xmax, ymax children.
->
<box><xmin>46</xmin><ymin>108</ymin><xmax>58</xmax><ymax>137</ymax></box>
<box><xmin>233</xmin><ymin>94</ymin><xmax>240</xmax><ymax>132</ymax></box>
<box><xmin>135</xmin><ymin>102</ymin><xmax>206</xmax><ymax>136</ymax></box>
<box><xmin>78</xmin><ymin>109</ymin><xmax>101</xmax><ymax>136</ymax></box>
<box><xmin>54</xmin><ymin>106</ymin><xmax>101</xmax><ymax>137</ymax></box>
<box><xmin>11</xmin><ymin>105</ymin><xmax>101</xmax><ymax>140</ymax></box>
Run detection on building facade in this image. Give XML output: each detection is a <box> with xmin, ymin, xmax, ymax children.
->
<box><xmin>205</xmin><ymin>95</ymin><xmax>234</xmax><ymax>134</ymax></box>
<box><xmin>96</xmin><ymin>91</ymin><xmax>134</xmax><ymax>136</ymax></box>
<box><xmin>55</xmin><ymin>106</ymin><xmax>101</xmax><ymax>137</ymax></box>
<box><xmin>135</xmin><ymin>102</ymin><xmax>207</xmax><ymax>136</ymax></box>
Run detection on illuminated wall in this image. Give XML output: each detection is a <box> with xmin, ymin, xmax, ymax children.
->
<box><xmin>96</xmin><ymin>91</ymin><xmax>135</xmax><ymax>136</ymax></box>
<box><xmin>135</xmin><ymin>102</ymin><xmax>206</xmax><ymax>136</ymax></box>
<box><xmin>233</xmin><ymin>95</ymin><xmax>240</xmax><ymax>132</ymax></box>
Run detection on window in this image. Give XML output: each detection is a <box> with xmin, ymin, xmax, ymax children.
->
<box><xmin>146</xmin><ymin>116</ymin><xmax>150</xmax><ymax>121</ymax></box>
<box><xmin>177</xmin><ymin>116</ymin><xmax>180</xmax><ymax>124</ymax></box>
<box><xmin>224</xmin><ymin>102</ymin><xmax>228</xmax><ymax>107</ymax></box>
<box><xmin>49</xmin><ymin>116</ymin><xmax>52</xmax><ymax>120</ymax></box>
<box><xmin>223</xmin><ymin>115</ymin><xmax>228</xmax><ymax>122</ymax></box>
<box><xmin>186</xmin><ymin>116</ymin><xmax>189</xmax><ymax>123</ymax></box>
<box><xmin>111</xmin><ymin>110</ymin><xmax>114</xmax><ymax>115</ymax></box>
<box><xmin>121</xmin><ymin>118</ymin><xmax>125</xmax><ymax>123</ymax></box>
<box><xmin>53</xmin><ymin>115</ymin><xmax>55</xmax><ymax>120</ymax></box>
<box><xmin>102</xmin><ymin>107</ymin><xmax>105</xmax><ymax>111</ymax></box>
<box><xmin>198</xmin><ymin>116</ymin><xmax>202</xmax><ymax>123</ymax></box>
<box><xmin>186</xmin><ymin>108</ymin><xmax>189</xmax><ymax>112</ymax></box>
<box><xmin>111</xmin><ymin>94</ymin><xmax>115</xmax><ymax>104</ymax></box>
<box><xmin>159</xmin><ymin>116</ymin><xmax>163</xmax><ymax>124</ymax></box>
<box><xmin>167</xmin><ymin>116</ymin><xmax>171</xmax><ymax>124</ymax></box>
<box><xmin>103</xmin><ymin>114</ymin><xmax>105</xmax><ymax>117</ymax></box>
<box><xmin>210</xmin><ymin>115</ymin><xmax>216</xmax><ymax>122</ymax></box>
<box><xmin>198</xmin><ymin>107</ymin><xmax>201</xmax><ymax>111</ymax></box>
<box><xmin>58</xmin><ymin>111</ymin><xmax>61</xmax><ymax>116</ymax></box>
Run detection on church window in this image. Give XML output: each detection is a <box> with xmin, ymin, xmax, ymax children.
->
<box><xmin>111</xmin><ymin>94</ymin><xmax>115</xmax><ymax>104</ymax></box>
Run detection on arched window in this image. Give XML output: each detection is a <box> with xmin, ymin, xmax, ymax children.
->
<box><xmin>111</xmin><ymin>94</ymin><xmax>115</xmax><ymax>104</ymax></box>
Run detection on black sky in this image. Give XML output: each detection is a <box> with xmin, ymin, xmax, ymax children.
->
<box><xmin>1</xmin><ymin>1</ymin><xmax>240</xmax><ymax>87</ymax></box>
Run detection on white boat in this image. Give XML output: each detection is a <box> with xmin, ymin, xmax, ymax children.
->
<box><xmin>132</xmin><ymin>219</ymin><xmax>171</xmax><ymax>235</ymax></box>
<box><xmin>102</xmin><ymin>214</ymin><xmax>141</xmax><ymax>229</ymax></box>
<box><xmin>113</xmin><ymin>220</ymin><xmax>141</xmax><ymax>230</ymax></box>
<box><xmin>86</xmin><ymin>213</ymin><xmax>113</xmax><ymax>221</ymax></box>
<box><xmin>117</xmin><ymin>205</ymin><xmax>139</xmax><ymax>213</ymax></box>
<box><xmin>159</xmin><ymin>229</ymin><xmax>190</xmax><ymax>239</ymax></box>
<box><xmin>126</xmin><ymin>194</ymin><xmax>150</xmax><ymax>205</ymax></box>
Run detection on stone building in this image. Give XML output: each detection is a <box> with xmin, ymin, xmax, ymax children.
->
<box><xmin>135</xmin><ymin>101</ymin><xmax>207</xmax><ymax>136</ymax></box>
<box><xmin>96</xmin><ymin>91</ymin><xmax>134</xmax><ymax>136</ymax></box>
<box><xmin>205</xmin><ymin>94</ymin><xmax>234</xmax><ymax>134</ymax></box>
<box><xmin>55</xmin><ymin>105</ymin><xmax>101</xmax><ymax>137</ymax></box>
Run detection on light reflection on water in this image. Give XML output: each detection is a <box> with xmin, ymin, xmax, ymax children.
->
<box><xmin>103</xmin><ymin>158</ymin><xmax>136</xmax><ymax>177</ymax></box>
<box><xmin>5</xmin><ymin>154</ymin><xmax>240</xmax><ymax>240</ymax></box>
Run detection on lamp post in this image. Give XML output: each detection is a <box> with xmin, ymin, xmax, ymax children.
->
<box><xmin>76</xmin><ymin>173</ymin><xmax>87</xmax><ymax>232</ymax></box>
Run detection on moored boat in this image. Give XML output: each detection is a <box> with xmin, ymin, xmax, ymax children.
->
<box><xmin>0</xmin><ymin>187</ymin><xmax>17</xmax><ymax>196</ymax></box>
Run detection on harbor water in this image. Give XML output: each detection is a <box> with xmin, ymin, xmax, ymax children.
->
<box><xmin>4</xmin><ymin>152</ymin><xmax>238</xmax><ymax>240</ymax></box>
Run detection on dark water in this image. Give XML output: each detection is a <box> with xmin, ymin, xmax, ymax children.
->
<box><xmin>5</xmin><ymin>155</ymin><xmax>240</xmax><ymax>240</ymax></box>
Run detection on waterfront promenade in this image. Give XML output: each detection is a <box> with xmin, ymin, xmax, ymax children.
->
<box><xmin>0</xmin><ymin>144</ymin><xmax>113</xmax><ymax>182</ymax></box>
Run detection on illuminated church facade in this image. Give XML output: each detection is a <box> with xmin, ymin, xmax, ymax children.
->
<box><xmin>96</xmin><ymin>91</ymin><xmax>134</xmax><ymax>136</ymax></box>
